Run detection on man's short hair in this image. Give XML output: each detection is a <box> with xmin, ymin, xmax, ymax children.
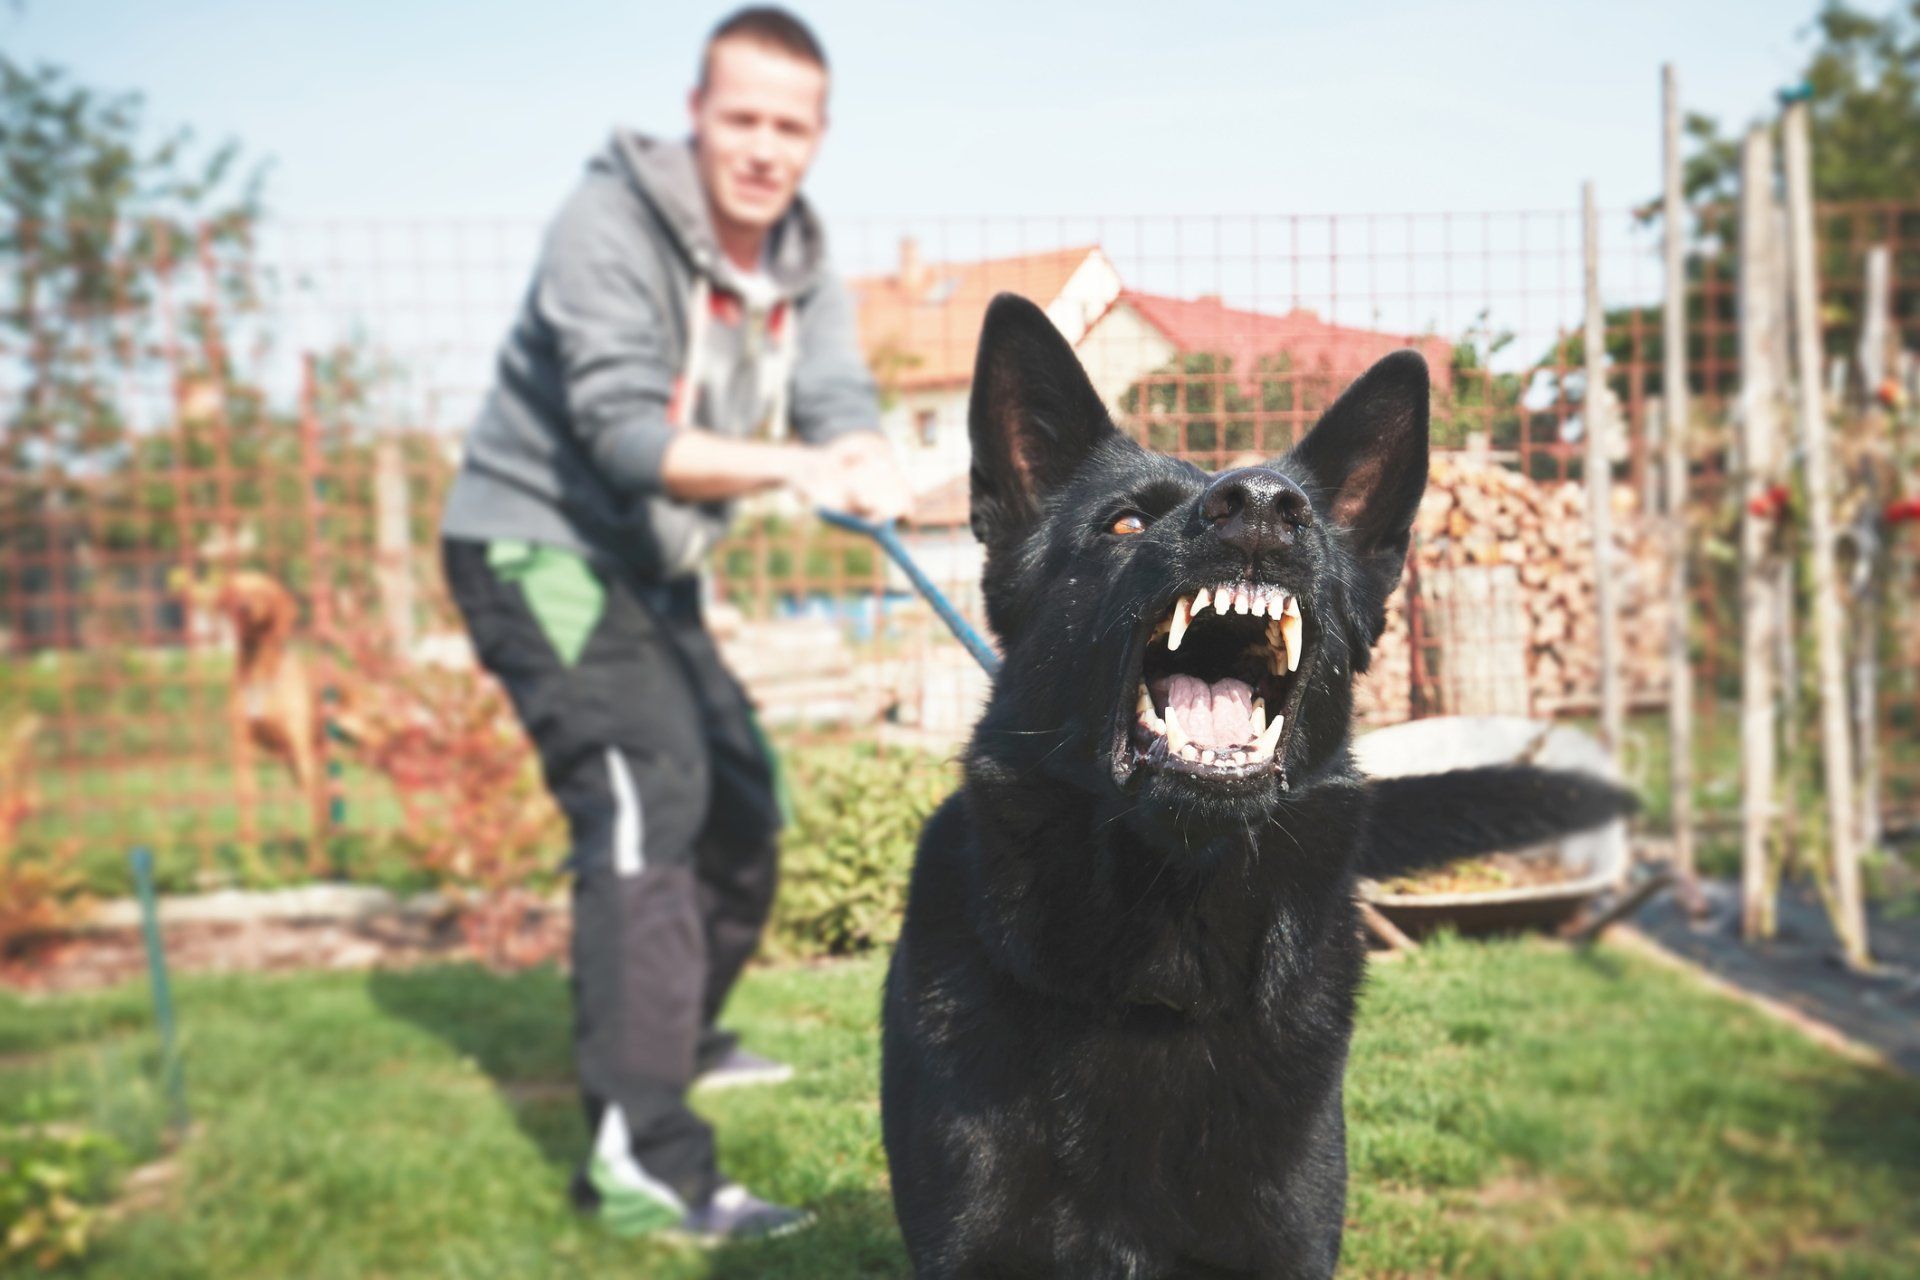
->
<box><xmin>699</xmin><ymin>7</ymin><xmax>828</xmax><ymax>88</ymax></box>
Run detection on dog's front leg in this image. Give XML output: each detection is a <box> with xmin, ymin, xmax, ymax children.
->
<box><xmin>228</xmin><ymin>688</ymin><xmax>258</xmax><ymax>873</ymax></box>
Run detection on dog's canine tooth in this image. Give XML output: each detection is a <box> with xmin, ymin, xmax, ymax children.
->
<box><xmin>1191</xmin><ymin>586</ymin><xmax>1211</xmax><ymax>616</ymax></box>
<box><xmin>1280</xmin><ymin>597</ymin><xmax>1302</xmax><ymax>673</ymax></box>
<box><xmin>1252</xmin><ymin>698</ymin><xmax>1266</xmax><ymax>738</ymax></box>
<box><xmin>1256</xmin><ymin>713</ymin><xmax>1284</xmax><ymax>759</ymax></box>
<box><xmin>1163</xmin><ymin>702</ymin><xmax>1188</xmax><ymax>754</ymax></box>
<box><xmin>1168</xmin><ymin>595</ymin><xmax>1192</xmax><ymax>651</ymax></box>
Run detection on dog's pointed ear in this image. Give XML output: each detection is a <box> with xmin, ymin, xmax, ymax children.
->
<box><xmin>1286</xmin><ymin>349</ymin><xmax>1430</xmax><ymax>595</ymax></box>
<box><xmin>968</xmin><ymin>293</ymin><xmax>1117</xmax><ymax>548</ymax></box>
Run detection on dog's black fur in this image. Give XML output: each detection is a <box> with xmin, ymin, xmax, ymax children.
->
<box><xmin>879</xmin><ymin>295</ymin><xmax>1637</xmax><ymax>1279</ymax></box>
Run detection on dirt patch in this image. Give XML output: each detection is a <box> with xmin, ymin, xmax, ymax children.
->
<box><xmin>1</xmin><ymin>906</ymin><xmax>570</xmax><ymax>994</ymax></box>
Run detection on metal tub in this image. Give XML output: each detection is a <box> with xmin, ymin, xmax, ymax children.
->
<box><xmin>1352</xmin><ymin>716</ymin><xmax>1630</xmax><ymax>934</ymax></box>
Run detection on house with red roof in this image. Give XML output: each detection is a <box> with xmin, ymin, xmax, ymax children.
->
<box><xmin>850</xmin><ymin>241</ymin><xmax>1123</xmax><ymax>493</ymax></box>
<box><xmin>850</xmin><ymin>244</ymin><xmax>1452</xmax><ymax>526</ymax></box>
<box><xmin>1076</xmin><ymin>291</ymin><xmax>1454</xmax><ymax>450</ymax></box>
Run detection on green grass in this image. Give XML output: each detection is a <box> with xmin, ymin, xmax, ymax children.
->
<box><xmin>2</xmin><ymin>937</ymin><xmax>1916</xmax><ymax>1278</ymax></box>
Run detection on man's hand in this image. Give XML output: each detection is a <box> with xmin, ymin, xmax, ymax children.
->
<box><xmin>796</xmin><ymin>433</ymin><xmax>912</xmax><ymax>525</ymax></box>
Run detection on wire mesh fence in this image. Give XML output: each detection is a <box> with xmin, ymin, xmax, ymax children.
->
<box><xmin>3</xmin><ymin>203</ymin><xmax>1916</xmax><ymax>886</ymax></box>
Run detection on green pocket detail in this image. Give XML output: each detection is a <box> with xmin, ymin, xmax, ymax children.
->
<box><xmin>488</xmin><ymin>541</ymin><xmax>605</xmax><ymax>667</ymax></box>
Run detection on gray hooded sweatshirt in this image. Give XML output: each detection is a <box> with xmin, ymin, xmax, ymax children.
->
<box><xmin>441</xmin><ymin>131</ymin><xmax>880</xmax><ymax>582</ymax></box>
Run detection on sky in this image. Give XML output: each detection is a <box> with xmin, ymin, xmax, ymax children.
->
<box><xmin>4</xmin><ymin>0</ymin><xmax>1880</xmax><ymax>424</ymax></box>
<box><xmin>4</xmin><ymin>0</ymin><xmax>1861</xmax><ymax>224</ymax></box>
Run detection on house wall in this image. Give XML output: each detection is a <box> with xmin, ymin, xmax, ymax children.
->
<box><xmin>1076</xmin><ymin>301</ymin><xmax>1178</xmax><ymax>416</ymax></box>
<box><xmin>1044</xmin><ymin>250</ymin><xmax>1125</xmax><ymax>346</ymax></box>
<box><xmin>881</xmin><ymin>384</ymin><xmax>973</xmax><ymax>494</ymax></box>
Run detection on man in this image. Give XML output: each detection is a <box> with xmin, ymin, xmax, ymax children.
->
<box><xmin>440</xmin><ymin>7</ymin><xmax>904</xmax><ymax>1243</ymax></box>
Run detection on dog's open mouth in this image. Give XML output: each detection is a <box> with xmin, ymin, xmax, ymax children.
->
<box><xmin>1125</xmin><ymin>582</ymin><xmax>1303</xmax><ymax>782</ymax></box>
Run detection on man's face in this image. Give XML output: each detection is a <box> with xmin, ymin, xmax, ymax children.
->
<box><xmin>689</xmin><ymin>39</ymin><xmax>827</xmax><ymax>241</ymax></box>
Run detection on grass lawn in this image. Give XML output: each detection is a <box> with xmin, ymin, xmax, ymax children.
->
<box><xmin>2</xmin><ymin>937</ymin><xmax>1917</xmax><ymax>1279</ymax></box>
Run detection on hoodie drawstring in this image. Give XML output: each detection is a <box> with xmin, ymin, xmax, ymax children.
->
<box><xmin>668</xmin><ymin>275</ymin><xmax>713</xmax><ymax>430</ymax></box>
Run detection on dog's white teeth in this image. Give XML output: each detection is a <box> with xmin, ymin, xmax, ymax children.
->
<box><xmin>1201</xmin><ymin>749</ymin><xmax>1217</xmax><ymax>764</ymax></box>
<box><xmin>1252</xmin><ymin>698</ymin><xmax>1266</xmax><ymax>738</ymax></box>
<box><xmin>1233</xmin><ymin>586</ymin><xmax>1251</xmax><ymax>615</ymax></box>
<box><xmin>1150</xmin><ymin>617</ymin><xmax>1171</xmax><ymax>641</ymax></box>
<box><xmin>1251</xmin><ymin>592</ymin><xmax>1268</xmax><ymax>619</ymax></box>
<box><xmin>1191</xmin><ymin>586</ymin><xmax>1211</xmax><ymax>616</ymax></box>
<box><xmin>1178</xmin><ymin>743</ymin><xmax>1202</xmax><ymax>763</ymax></box>
<box><xmin>1256</xmin><ymin>713</ymin><xmax>1285</xmax><ymax>759</ymax></box>
<box><xmin>1137</xmin><ymin>682</ymin><xmax>1164</xmax><ymax>733</ymax></box>
<box><xmin>1164</xmin><ymin>702</ymin><xmax>1188</xmax><ymax>754</ymax></box>
<box><xmin>1167</xmin><ymin>595</ymin><xmax>1192</xmax><ymax>651</ymax></box>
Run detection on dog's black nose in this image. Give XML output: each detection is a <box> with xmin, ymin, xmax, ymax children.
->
<box><xmin>1201</xmin><ymin>467</ymin><xmax>1313</xmax><ymax>555</ymax></box>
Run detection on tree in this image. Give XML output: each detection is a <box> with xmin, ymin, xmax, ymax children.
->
<box><xmin>1</xmin><ymin>55</ymin><xmax>265</xmax><ymax>645</ymax></box>
<box><xmin>1681</xmin><ymin>2</ymin><xmax>1920</xmax><ymax>203</ymax></box>
<box><xmin>1</xmin><ymin>55</ymin><xmax>265</xmax><ymax>476</ymax></box>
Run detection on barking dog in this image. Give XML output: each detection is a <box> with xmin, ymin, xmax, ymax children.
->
<box><xmin>879</xmin><ymin>295</ymin><xmax>1634</xmax><ymax>1279</ymax></box>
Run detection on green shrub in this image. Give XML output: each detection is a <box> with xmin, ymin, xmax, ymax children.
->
<box><xmin>768</xmin><ymin>744</ymin><xmax>956</xmax><ymax>959</ymax></box>
<box><xmin>0</xmin><ymin>1124</ymin><xmax>122</xmax><ymax>1270</ymax></box>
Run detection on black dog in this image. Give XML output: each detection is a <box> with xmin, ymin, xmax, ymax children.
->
<box><xmin>880</xmin><ymin>294</ymin><xmax>1634</xmax><ymax>1279</ymax></box>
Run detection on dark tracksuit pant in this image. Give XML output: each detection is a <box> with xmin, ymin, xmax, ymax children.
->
<box><xmin>443</xmin><ymin>538</ymin><xmax>781</xmax><ymax>1209</ymax></box>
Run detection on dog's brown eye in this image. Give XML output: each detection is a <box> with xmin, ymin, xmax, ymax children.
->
<box><xmin>1110</xmin><ymin>514</ymin><xmax>1147</xmax><ymax>536</ymax></box>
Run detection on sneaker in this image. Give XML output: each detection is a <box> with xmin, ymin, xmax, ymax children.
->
<box><xmin>572</xmin><ymin>1160</ymin><xmax>686</xmax><ymax>1239</ymax></box>
<box><xmin>679</xmin><ymin>1182</ymin><xmax>816</xmax><ymax>1243</ymax></box>
<box><xmin>692</xmin><ymin>1046</ymin><xmax>794</xmax><ymax>1092</ymax></box>
<box><xmin>571</xmin><ymin>1107</ymin><xmax>691</xmax><ymax>1239</ymax></box>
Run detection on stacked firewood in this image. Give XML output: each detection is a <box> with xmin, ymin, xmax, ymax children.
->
<box><xmin>1355</xmin><ymin>458</ymin><xmax>1669</xmax><ymax>723</ymax></box>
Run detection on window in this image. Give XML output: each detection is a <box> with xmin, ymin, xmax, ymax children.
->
<box><xmin>916</xmin><ymin>408</ymin><xmax>939</xmax><ymax>448</ymax></box>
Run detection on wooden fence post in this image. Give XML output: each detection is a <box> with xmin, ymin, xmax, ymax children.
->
<box><xmin>1737</xmin><ymin>126</ymin><xmax>1786</xmax><ymax>941</ymax></box>
<box><xmin>1583</xmin><ymin>183</ymin><xmax>1625</xmax><ymax>756</ymax></box>
<box><xmin>373</xmin><ymin>437</ymin><xmax>416</xmax><ymax>662</ymax></box>
<box><xmin>1660</xmin><ymin>65</ymin><xmax>1697</xmax><ymax>902</ymax></box>
<box><xmin>1781</xmin><ymin>99</ymin><xmax>1868</xmax><ymax>968</ymax></box>
<box><xmin>1852</xmin><ymin>244</ymin><xmax>1891</xmax><ymax>856</ymax></box>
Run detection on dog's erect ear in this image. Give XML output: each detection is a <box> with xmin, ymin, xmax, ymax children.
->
<box><xmin>1286</xmin><ymin>349</ymin><xmax>1430</xmax><ymax>595</ymax></box>
<box><xmin>968</xmin><ymin>293</ymin><xmax>1117</xmax><ymax>548</ymax></box>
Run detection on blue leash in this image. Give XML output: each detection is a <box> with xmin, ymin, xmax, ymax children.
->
<box><xmin>818</xmin><ymin>508</ymin><xmax>1002</xmax><ymax>676</ymax></box>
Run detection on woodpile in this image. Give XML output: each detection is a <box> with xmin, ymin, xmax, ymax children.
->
<box><xmin>1356</xmin><ymin>457</ymin><xmax>1670</xmax><ymax>723</ymax></box>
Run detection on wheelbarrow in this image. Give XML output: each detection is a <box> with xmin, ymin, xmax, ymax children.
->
<box><xmin>1352</xmin><ymin>716</ymin><xmax>1632</xmax><ymax>936</ymax></box>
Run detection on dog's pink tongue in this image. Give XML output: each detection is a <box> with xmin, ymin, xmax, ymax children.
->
<box><xmin>1165</xmin><ymin>674</ymin><xmax>1255</xmax><ymax>748</ymax></box>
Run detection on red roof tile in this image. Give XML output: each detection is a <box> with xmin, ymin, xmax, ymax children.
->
<box><xmin>851</xmin><ymin>244</ymin><xmax>1101</xmax><ymax>392</ymax></box>
<box><xmin>1115</xmin><ymin>291</ymin><xmax>1453</xmax><ymax>394</ymax></box>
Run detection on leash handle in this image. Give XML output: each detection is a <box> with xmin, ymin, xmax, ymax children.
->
<box><xmin>818</xmin><ymin>508</ymin><xmax>1002</xmax><ymax>676</ymax></box>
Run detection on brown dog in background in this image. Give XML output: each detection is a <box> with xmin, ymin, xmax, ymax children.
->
<box><xmin>176</xmin><ymin>569</ymin><xmax>332</xmax><ymax>861</ymax></box>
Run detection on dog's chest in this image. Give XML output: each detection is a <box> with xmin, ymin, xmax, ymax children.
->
<box><xmin>1048</xmin><ymin>1012</ymin><xmax>1299</xmax><ymax>1169</ymax></box>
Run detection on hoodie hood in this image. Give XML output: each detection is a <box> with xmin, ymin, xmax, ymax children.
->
<box><xmin>604</xmin><ymin>129</ymin><xmax>828</xmax><ymax>300</ymax></box>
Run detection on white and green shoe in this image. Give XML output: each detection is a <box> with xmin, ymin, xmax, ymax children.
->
<box><xmin>572</xmin><ymin>1107</ymin><xmax>688</xmax><ymax>1238</ymax></box>
<box><xmin>571</xmin><ymin>1107</ymin><xmax>815</xmax><ymax>1244</ymax></box>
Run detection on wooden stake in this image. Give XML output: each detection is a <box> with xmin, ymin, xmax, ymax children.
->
<box><xmin>1660</xmin><ymin>65</ymin><xmax>1697</xmax><ymax>907</ymax></box>
<box><xmin>1853</xmin><ymin>245</ymin><xmax>1891</xmax><ymax>855</ymax></box>
<box><xmin>1781</xmin><ymin>100</ymin><xmax>1868</xmax><ymax>968</ymax></box>
<box><xmin>1736</xmin><ymin>126</ymin><xmax>1785</xmax><ymax>943</ymax></box>
<box><xmin>1357</xmin><ymin>901</ymin><xmax>1420</xmax><ymax>954</ymax></box>
<box><xmin>373</xmin><ymin>437</ymin><xmax>416</xmax><ymax>662</ymax></box>
<box><xmin>1583</xmin><ymin>182</ymin><xmax>1625</xmax><ymax>756</ymax></box>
